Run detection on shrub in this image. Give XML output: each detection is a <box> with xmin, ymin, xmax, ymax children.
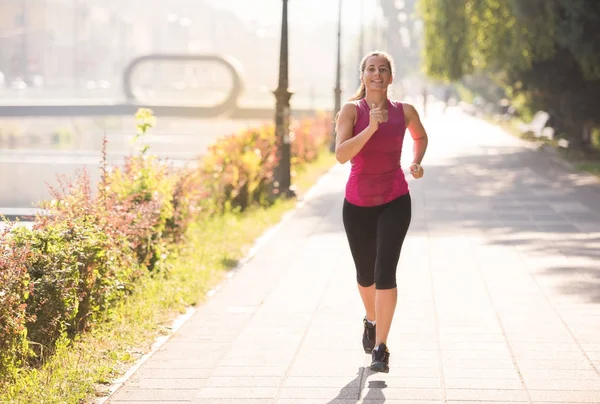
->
<box><xmin>164</xmin><ymin>166</ymin><xmax>204</xmax><ymax>245</ymax></box>
<box><xmin>291</xmin><ymin>113</ymin><xmax>330</xmax><ymax>167</ymax></box>
<box><xmin>11</xmin><ymin>170</ymin><xmax>142</xmax><ymax>358</ymax></box>
<box><xmin>103</xmin><ymin>155</ymin><xmax>175</xmax><ymax>272</ymax></box>
<box><xmin>0</xmin><ymin>225</ymin><xmax>33</xmax><ymax>381</ymax></box>
<box><xmin>200</xmin><ymin>125</ymin><xmax>278</xmax><ymax>213</ymax></box>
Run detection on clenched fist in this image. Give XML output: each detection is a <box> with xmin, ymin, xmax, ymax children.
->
<box><xmin>368</xmin><ymin>103</ymin><xmax>388</xmax><ymax>131</ymax></box>
<box><xmin>410</xmin><ymin>163</ymin><xmax>424</xmax><ymax>179</ymax></box>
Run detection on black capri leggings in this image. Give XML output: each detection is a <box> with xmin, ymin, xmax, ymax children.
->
<box><xmin>342</xmin><ymin>193</ymin><xmax>412</xmax><ymax>290</ymax></box>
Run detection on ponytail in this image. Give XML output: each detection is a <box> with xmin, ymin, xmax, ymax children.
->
<box><xmin>349</xmin><ymin>83</ymin><xmax>366</xmax><ymax>101</ymax></box>
<box><xmin>334</xmin><ymin>82</ymin><xmax>366</xmax><ymax>125</ymax></box>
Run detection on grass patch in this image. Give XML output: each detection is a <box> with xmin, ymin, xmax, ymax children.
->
<box><xmin>293</xmin><ymin>148</ymin><xmax>337</xmax><ymax>196</ymax></box>
<box><xmin>1</xmin><ymin>151</ymin><xmax>337</xmax><ymax>404</ymax></box>
<box><xmin>575</xmin><ymin>161</ymin><xmax>600</xmax><ymax>178</ymax></box>
<box><xmin>556</xmin><ymin>146</ymin><xmax>600</xmax><ymax>179</ymax></box>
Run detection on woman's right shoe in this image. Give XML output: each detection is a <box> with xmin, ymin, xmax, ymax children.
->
<box><xmin>362</xmin><ymin>317</ymin><xmax>376</xmax><ymax>354</ymax></box>
<box><xmin>370</xmin><ymin>343</ymin><xmax>390</xmax><ymax>373</ymax></box>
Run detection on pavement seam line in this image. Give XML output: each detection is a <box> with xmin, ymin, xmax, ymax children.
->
<box><xmin>425</xmin><ymin>222</ymin><xmax>448</xmax><ymax>403</ymax></box>
<box><xmin>470</xmin><ymin>235</ymin><xmax>534</xmax><ymax>404</ymax></box>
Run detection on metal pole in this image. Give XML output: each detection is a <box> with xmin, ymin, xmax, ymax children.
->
<box><xmin>330</xmin><ymin>0</ymin><xmax>342</xmax><ymax>153</ymax></box>
<box><xmin>273</xmin><ymin>0</ymin><xmax>294</xmax><ymax>198</ymax></box>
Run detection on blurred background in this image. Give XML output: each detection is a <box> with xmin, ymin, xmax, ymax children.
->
<box><xmin>0</xmin><ymin>0</ymin><xmax>427</xmax><ymax>107</ymax></box>
<box><xmin>1</xmin><ymin>0</ymin><xmax>599</xmax><ymax>210</ymax></box>
<box><xmin>0</xmin><ymin>0</ymin><xmax>433</xmax><ymax>210</ymax></box>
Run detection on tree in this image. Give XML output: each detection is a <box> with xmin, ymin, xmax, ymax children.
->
<box><xmin>418</xmin><ymin>0</ymin><xmax>600</xmax><ymax>151</ymax></box>
<box><xmin>381</xmin><ymin>0</ymin><xmax>424</xmax><ymax>78</ymax></box>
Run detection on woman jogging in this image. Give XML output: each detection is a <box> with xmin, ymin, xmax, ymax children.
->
<box><xmin>335</xmin><ymin>51</ymin><xmax>429</xmax><ymax>373</ymax></box>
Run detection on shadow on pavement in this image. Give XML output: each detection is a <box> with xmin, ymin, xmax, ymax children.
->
<box><xmin>417</xmin><ymin>147</ymin><xmax>600</xmax><ymax>304</ymax></box>
<box><xmin>326</xmin><ymin>366</ymin><xmax>387</xmax><ymax>403</ymax></box>
<box><xmin>362</xmin><ymin>378</ymin><xmax>387</xmax><ymax>402</ymax></box>
<box><xmin>542</xmin><ymin>266</ymin><xmax>600</xmax><ymax>303</ymax></box>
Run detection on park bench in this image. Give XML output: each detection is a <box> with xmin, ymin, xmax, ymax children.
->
<box><xmin>518</xmin><ymin>110</ymin><xmax>555</xmax><ymax>140</ymax></box>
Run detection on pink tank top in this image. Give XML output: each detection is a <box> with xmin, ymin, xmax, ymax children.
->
<box><xmin>345</xmin><ymin>98</ymin><xmax>409</xmax><ymax>207</ymax></box>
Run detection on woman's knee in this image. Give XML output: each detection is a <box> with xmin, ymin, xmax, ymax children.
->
<box><xmin>357</xmin><ymin>271</ymin><xmax>375</xmax><ymax>288</ymax></box>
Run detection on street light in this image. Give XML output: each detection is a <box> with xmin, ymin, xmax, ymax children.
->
<box><xmin>330</xmin><ymin>0</ymin><xmax>342</xmax><ymax>152</ymax></box>
<box><xmin>273</xmin><ymin>0</ymin><xmax>295</xmax><ymax>198</ymax></box>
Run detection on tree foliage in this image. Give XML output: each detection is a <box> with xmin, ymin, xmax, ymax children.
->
<box><xmin>418</xmin><ymin>0</ymin><xmax>600</xmax><ymax>149</ymax></box>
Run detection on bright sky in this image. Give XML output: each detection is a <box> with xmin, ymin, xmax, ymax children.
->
<box><xmin>207</xmin><ymin>0</ymin><xmax>377</xmax><ymax>33</ymax></box>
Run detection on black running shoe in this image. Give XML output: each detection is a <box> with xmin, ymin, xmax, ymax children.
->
<box><xmin>362</xmin><ymin>317</ymin><xmax>376</xmax><ymax>354</ymax></box>
<box><xmin>370</xmin><ymin>343</ymin><xmax>390</xmax><ymax>373</ymax></box>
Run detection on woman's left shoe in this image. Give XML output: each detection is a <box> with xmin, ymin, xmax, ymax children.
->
<box><xmin>370</xmin><ymin>343</ymin><xmax>390</xmax><ymax>373</ymax></box>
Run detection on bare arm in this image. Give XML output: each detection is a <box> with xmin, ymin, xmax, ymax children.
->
<box><xmin>335</xmin><ymin>102</ymin><xmax>381</xmax><ymax>164</ymax></box>
<box><xmin>403</xmin><ymin>103</ymin><xmax>428</xmax><ymax>178</ymax></box>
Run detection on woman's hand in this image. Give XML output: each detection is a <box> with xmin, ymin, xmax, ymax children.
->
<box><xmin>410</xmin><ymin>163</ymin><xmax>424</xmax><ymax>179</ymax></box>
<box><xmin>368</xmin><ymin>103</ymin><xmax>387</xmax><ymax>131</ymax></box>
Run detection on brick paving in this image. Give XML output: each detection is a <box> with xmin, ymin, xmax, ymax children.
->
<box><xmin>104</xmin><ymin>108</ymin><xmax>600</xmax><ymax>403</ymax></box>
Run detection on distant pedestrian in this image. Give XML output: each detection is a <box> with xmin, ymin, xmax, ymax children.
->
<box><xmin>444</xmin><ymin>87</ymin><xmax>452</xmax><ymax>112</ymax></box>
<box><xmin>334</xmin><ymin>51</ymin><xmax>429</xmax><ymax>373</ymax></box>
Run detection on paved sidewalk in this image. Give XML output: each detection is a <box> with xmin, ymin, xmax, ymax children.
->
<box><xmin>106</xmin><ymin>109</ymin><xmax>600</xmax><ymax>403</ymax></box>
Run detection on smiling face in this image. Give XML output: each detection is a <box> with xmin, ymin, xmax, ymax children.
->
<box><xmin>362</xmin><ymin>55</ymin><xmax>393</xmax><ymax>93</ymax></box>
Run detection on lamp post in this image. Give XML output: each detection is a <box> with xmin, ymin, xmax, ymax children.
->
<box><xmin>330</xmin><ymin>0</ymin><xmax>342</xmax><ymax>152</ymax></box>
<box><xmin>273</xmin><ymin>0</ymin><xmax>295</xmax><ymax>198</ymax></box>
